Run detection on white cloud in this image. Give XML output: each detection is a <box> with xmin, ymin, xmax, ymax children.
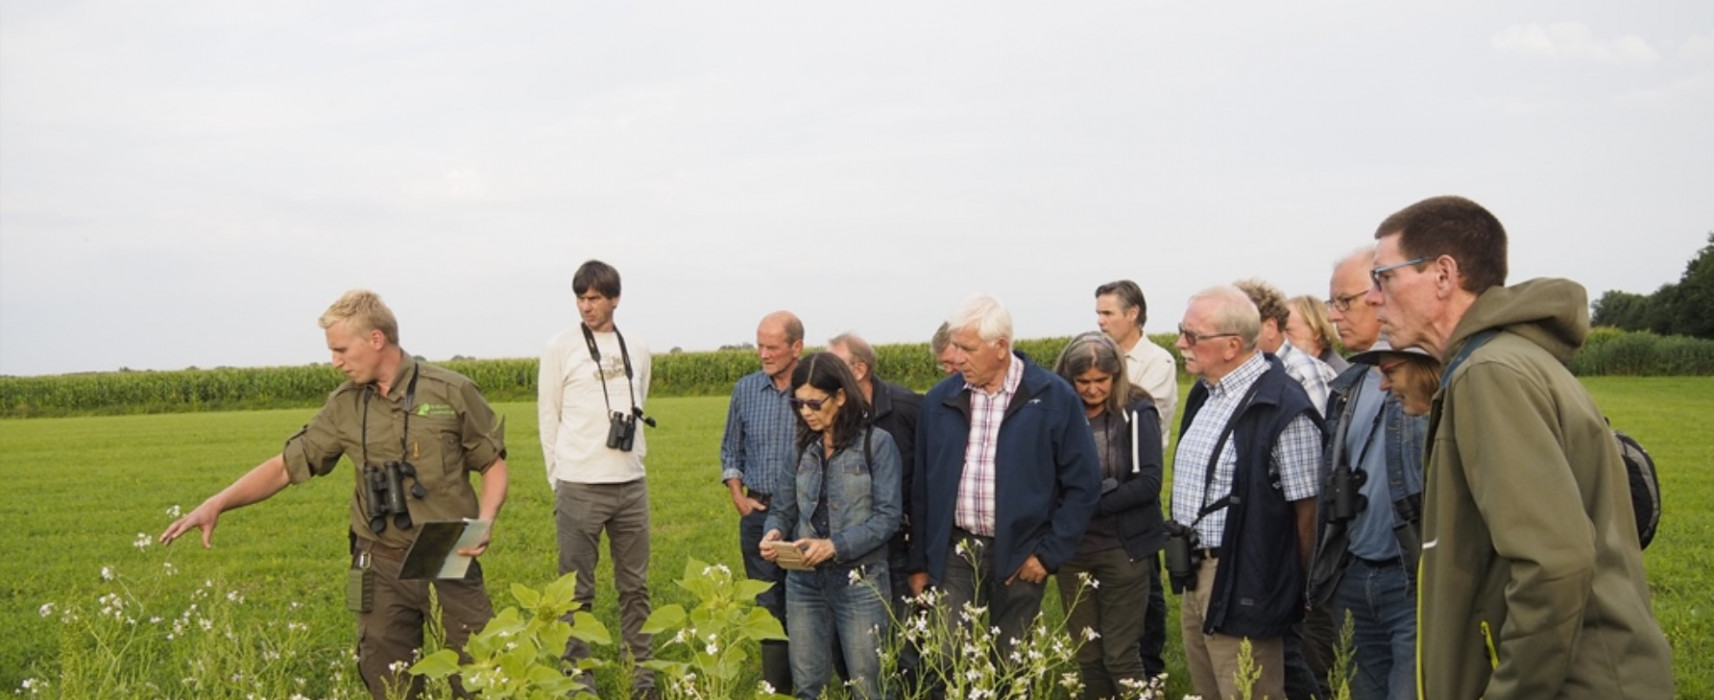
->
<box><xmin>1492</xmin><ymin>22</ymin><xmax>1662</xmax><ymax>64</ymax></box>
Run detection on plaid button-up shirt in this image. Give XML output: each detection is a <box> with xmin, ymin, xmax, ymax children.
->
<box><xmin>954</xmin><ymin>356</ymin><xmax>1024</xmax><ymax>537</ymax></box>
<box><xmin>1172</xmin><ymin>353</ymin><xmax>1321</xmax><ymax>547</ymax></box>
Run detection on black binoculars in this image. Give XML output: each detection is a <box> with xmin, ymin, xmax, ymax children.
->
<box><xmin>362</xmin><ymin>460</ymin><xmax>427</xmax><ymax>533</ymax></box>
<box><xmin>1328</xmin><ymin>465</ymin><xmax>1369</xmax><ymax>523</ymax></box>
<box><xmin>606</xmin><ymin>407</ymin><xmax>657</xmax><ymax>452</ymax></box>
<box><xmin>1162</xmin><ymin>520</ymin><xmax>1203</xmax><ymax>594</ymax></box>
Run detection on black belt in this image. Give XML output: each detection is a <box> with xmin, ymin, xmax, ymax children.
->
<box><xmin>954</xmin><ymin>527</ymin><xmax>994</xmax><ymax>542</ymax></box>
<box><xmin>747</xmin><ymin>489</ymin><xmax>772</xmax><ymax>508</ymax></box>
<box><xmin>1355</xmin><ymin>555</ymin><xmax>1401</xmax><ymax>568</ymax></box>
<box><xmin>1195</xmin><ymin>548</ymin><xmax>1220</xmax><ymax>561</ymax></box>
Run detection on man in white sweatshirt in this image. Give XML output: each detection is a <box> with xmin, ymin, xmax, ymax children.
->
<box><xmin>538</xmin><ymin>259</ymin><xmax>656</xmax><ymax>698</ymax></box>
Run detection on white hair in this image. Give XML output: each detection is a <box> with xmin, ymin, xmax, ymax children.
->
<box><xmin>1187</xmin><ymin>285</ymin><xmax>1261</xmax><ymax>351</ymax></box>
<box><xmin>947</xmin><ymin>294</ymin><xmax>1013</xmax><ymax>346</ymax></box>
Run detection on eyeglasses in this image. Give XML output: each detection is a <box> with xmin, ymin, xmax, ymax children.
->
<box><xmin>1378</xmin><ymin>359</ymin><xmax>1407</xmax><ymax>374</ymax></box>
<box><xmin>1370</xmin><ymin>258</ymin><xmax>1426</xmax><ymax>287</ymax></box>
<box><xmin>1325</xmin><ymin>290</ymin><xmax>1366</xmax><ymax>313</ymax></box>
<box><xmin>1178</xmin><ymin>325</ymin><xmax>1239</xmax><ymax>344</ymax></box>
<box><xmin>787</xmin><ymin>395</ymin><xmax>834</xmax><ymax>411</ymax></box>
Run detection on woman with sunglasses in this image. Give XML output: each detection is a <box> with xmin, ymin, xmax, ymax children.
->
<box><xmin>760</xmin><ymin>352</ymin><xmax>902</xmax><ymax>699</ymax></box>
<box><xmin>1051</xmin><ymin>332</ymin><xmax>1166</xmax><ymax>697</ymax></box>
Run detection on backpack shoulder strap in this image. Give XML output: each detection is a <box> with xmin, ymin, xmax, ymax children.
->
<box><xmin>1440</xmin><ymin>330</ymin><xmax>1501</xmax><ymax>391</ymax></box>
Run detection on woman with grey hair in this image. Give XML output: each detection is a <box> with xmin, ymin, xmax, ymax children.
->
<box><xmin>1052</xmin><ymin>332</ymin><xmax>1167</xmax><ymax>697</ymax></box>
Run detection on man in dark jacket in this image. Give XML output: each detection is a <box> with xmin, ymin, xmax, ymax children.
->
<box><xmin>1171</xmin><ymin>285</ymin><xmax>1322</xmax><ymax>700</ymax></box>
<box><xmin>907</xmin><ymin>294</ymin><xmax>1101</xmax><ymax>660</ymax></box>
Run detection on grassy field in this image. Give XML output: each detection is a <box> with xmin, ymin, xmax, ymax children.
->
<box><xmin>1</xmin><ymin>377</ymin><xmax>1709</xmax><ymax>697</ymax></box>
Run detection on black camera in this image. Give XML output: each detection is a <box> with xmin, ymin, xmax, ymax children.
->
<box><xmin>1162</xmin><ymin>520</ymin><xmax>1204</xmax><ymax>594</ymax></box>
<box><xmin>606</xmin><ymin>411</ymin><xmax>637</xmax><ymax>451</ymax></box>
<box><xmin>361</xmin><ymin>461</ymin><xmax>427</xmax><ymax>533</ymax></box>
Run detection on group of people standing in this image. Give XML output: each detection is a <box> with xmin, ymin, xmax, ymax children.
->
<box><xmin>159</xmin><ymin>193</ymin><xmax>1675</xmax><ymax>700</ymax></box>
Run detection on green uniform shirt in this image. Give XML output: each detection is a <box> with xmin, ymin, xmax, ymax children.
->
<box><xmin>282</xmin><ymin>351</ymin><xmax>507</xmax><ymax>549</ymax></box>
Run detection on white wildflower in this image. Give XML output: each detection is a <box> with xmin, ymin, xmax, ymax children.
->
<box><xmin>133</xmin><ymin>533</ymin><xmax>152</xmax><ymax>550</ymax></box>
<box><xmin>166</xmin><ymin>504</ymin><xmax>182</xmax><ymax>518</ymax></box>
<box><xmin>100</xmin><ymin>566</ymin><xmax>115</xmax><ymax>581</ymax></box>
<box><xmin>37</xmin><ymin>603</ymin><xmax>54</xmax><ymax>618</ymax></box>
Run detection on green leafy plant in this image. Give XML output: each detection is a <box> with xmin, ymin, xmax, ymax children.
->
<box><xmin>411</xmin><ymin>571</ymin><xmax>612</xmax><ymax>699</ymax></box>
<box><xmin>639</xmin><ymin>558</ymin><xmax>790</xmax><ymax>699</ymax></box>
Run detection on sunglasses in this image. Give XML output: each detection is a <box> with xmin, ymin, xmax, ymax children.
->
<box><xmin>787</xmin><ymin>395</ymin><xmax>835</xmax><ymax>411</ymax></box>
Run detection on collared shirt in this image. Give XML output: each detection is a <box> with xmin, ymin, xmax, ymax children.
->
<box><xmin>954</xmin><ymin>355</ymin><xmax>1024</xmax><ymax>537</ymax></box>
<box><xmin>1277</xmin><ymin>339</ymin><xmax>1337</xmax><ymax>415</ymax></box>
<box><xmin>282</xmin><ymin>351</ymin><xmax>507</xmax><ymax>548</ymax></box>
<box><xmin>1123</xmin><ymin>335</ymin><xmax>1179</xmax><ymax>450</ymax></box>
<box><xmin>1172</xmin><ymin>353</ymin><xmax>1321</xmax><ymax>547</ymax></box>
<box><xmin>719</xmin><ymin>370</ymin><xmax>798</xmax><ymax>497</ymax></box>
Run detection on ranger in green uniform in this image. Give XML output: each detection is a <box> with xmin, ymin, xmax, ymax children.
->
<box><xmin>160</xmin><ymin>289</ymin><xmax>510</xmax><ymax>700</ymax></box>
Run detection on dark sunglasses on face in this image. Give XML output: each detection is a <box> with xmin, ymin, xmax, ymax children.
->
<box><xmin>787</xmin><ymin>395</ymin><xmax>834</xmax><ymax>411</ymax></box>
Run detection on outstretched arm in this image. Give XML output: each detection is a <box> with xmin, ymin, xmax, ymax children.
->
<box><xmin>159</xmin><ymin>454</ymin><xmax>292</xmax><ymax>549</ymax></box>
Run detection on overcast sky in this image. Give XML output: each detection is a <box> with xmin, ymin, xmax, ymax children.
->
<box><xmin>2</xmin><ymin>1</ymin><xmax>1709</xmax><ymax>377</ymax></box>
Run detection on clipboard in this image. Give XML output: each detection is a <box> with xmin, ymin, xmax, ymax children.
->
<box><xmin>768</xmin><ymin>541</ymin><xmax>815</xmax><ymax>572</ymax></box>
<box><xmin>399</xmin><ymin>519</ymin><xmax>492</xmax><ymax>580</ymax></box>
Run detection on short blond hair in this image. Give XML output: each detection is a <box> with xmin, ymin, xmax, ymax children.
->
<box><xmin>318</xmin><ymin>289</ymin><xmax>399</xmax><ymax>345</ymax></box>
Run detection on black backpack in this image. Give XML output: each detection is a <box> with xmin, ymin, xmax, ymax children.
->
<box><xmin>1615</xmin><ymin>429</ymin><xmax>1661</xmax><ymax>549</ymax></box>
<box><xmin>1443</xmin><ymin>331</ymin><xmax>1661</xmax><ymax>550</ymax></box>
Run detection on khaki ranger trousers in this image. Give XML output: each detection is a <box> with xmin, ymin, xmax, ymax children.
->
<box><xmin>353</xmin><ymin>543</ymin><xmax>494</xmax><ymax>700</ymax></box>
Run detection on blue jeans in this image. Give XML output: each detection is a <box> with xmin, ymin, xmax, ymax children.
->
<box><xmin>786</xmin><ymin>563</ymin><xmax>889</xmax><ymax>700</ymax></box>
<box><xmin>1331</xmin><ymin>559</ymin><xmax>1416</xmax><ymax>700</ymax></box>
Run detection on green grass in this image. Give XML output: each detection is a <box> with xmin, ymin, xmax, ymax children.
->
<box><xmin>2</xmin><ymin>379</ymin><xmax>1708</xmax><ymax>697</ymax></box>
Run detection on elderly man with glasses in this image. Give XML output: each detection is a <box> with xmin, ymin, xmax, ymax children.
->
<box><xmin>1304</xmin><ymin>247</ymin><xmax>1430</xmax><ymax>700</ymax></box>
<box><xmin>1170</xmin><ymin>285</ymin><xmax>1324</xmax><ymax>700</ymax></box>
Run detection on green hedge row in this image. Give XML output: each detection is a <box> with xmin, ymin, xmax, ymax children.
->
<box><xmin>5</xmin><ymin>330</ymin><xmax>1707</xmax><ymax>418</ymax></box>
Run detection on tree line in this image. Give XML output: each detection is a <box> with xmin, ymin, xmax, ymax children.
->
<box><xmin>1591</xmin><ymin>232</ymin><xmax>1714</xmax><ymax>339</ymax></box>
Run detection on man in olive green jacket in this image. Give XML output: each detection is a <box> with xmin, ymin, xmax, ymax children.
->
<box><xmin>1366</xmin><ymin>196</ymin><xmax>1672</xmax><ymax>699</ymax></box>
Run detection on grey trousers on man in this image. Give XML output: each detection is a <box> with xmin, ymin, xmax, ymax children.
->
<box><xmin>555</xmin><ymin>479</ymin><xmax>655</xmax><ymax>695</ymax></box>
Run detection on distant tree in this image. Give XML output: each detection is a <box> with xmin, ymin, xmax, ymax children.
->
<box><xmin>670</xmin><ymin>346</ymin><xmax>683</xmax><ymax>354</ymax></box>
<box><xmin>1592</xmin><ymin>232</ymin><xmax>1714</xmax><ymax>340</ymax></box>
<box><xmin>718</xmin><ymin>342</ymin><xmax>755</xmax><ymax>352</ymax></box>
<box><xmin>1592</xmin><ymin>290</ymin><xmax>1651</xmax><ymax>330</ymax></box>
<box><xmin>1670</xmin><ymin>232</ymin><xmax>1714</xmax><ymax>339</ymax></box>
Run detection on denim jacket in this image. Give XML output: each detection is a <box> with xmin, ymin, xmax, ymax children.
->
<box><xmin>1307</xmin><ymin>365</ymin><xmax>1427</xmax><ymax>607</ymax></box>
<box><xmin>765</xmin><ymin>426</ymin><xmax>903</xmax><ymax>569</ymax></box>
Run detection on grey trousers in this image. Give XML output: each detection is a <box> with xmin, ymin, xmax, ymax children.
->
<box><xmin>555</xmin><ymin>479</ymin><xmax>655</xmax><ymax>693</ymax></box>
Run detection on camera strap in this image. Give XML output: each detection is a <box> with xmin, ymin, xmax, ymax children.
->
<box><xmin>1189</xmin><ymin>377</ymin><xmax>1264</xmax><ymax>530</ymax></box>
<box><xmin>360</xmin><ymin>360</ymin><xmax>422</xmax><ymax>468</ymax></box>
<box><xmin>580</xmin><ymin>323</ymin><xmax>641</xmax><ymax>419</ymax></box>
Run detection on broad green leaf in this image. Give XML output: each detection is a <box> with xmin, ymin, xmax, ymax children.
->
<box><xmin>409</xmin><ymin>649</ymin><xmax>461</xmax><ymax>679</ymax></box>
<box><xmin>639</xmin><ymin>604</ymin><xmax>686</xmax><ymax>634</ymax></box>
<box><xmin>510</xmin><ymin>582</ymin><xmax>542</xmax><ymax>609</ymax></box>
<box><xmin>570</xmin><ymin>610</ymin><xmax>612</xmax><ymax>645</ymax></box>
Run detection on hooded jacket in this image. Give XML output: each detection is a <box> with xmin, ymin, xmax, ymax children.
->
<box><xmin>1417</xmin><ymin>278</ymin><xmax>1673</xmax><ymax>699</ymax></box>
